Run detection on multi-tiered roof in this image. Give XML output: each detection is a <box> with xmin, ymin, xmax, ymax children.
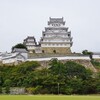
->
<box><xmin>23</xmin><ymin>36</ymin><xmax>37</xmax><ymax>53</ymax></box>
<box><xmin>40</xmin><ymin>17</ymin><xmax>73</xmax><ymax>48</ymax></box>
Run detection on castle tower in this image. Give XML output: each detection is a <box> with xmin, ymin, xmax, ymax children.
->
<box><xmin>39</xmin><ymin>17</ymin><xmax>73</xmax><ymax>54</ymax></box>
<box><xmin>23</xmin><ymin>36</ymin><xmax>37</xmax><ymax>53</ymax></box>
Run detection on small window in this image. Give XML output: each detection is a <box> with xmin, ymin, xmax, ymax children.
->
<box><xmin>42</xmin><ymin>50</ymin><xmax>44</xmax><ymax>53</ymax></box>
<box><xmin>33</xmin><ymin>50</ymin><xmax>35</xmax><ymax>53</ymax></box>
<box><xmin>53</xmin><ymin>50</ymin><xmax>56</xmax><ymax>53</ymax></box>
<box><xmin>56</xmin><ymin>24</ymin><xmax>58</xmax><ymax>26</ymax></box>
<box><xmin>68</xmin><ymin>34</ymin><xmax>70</xmax><ymax>37</ymax></box>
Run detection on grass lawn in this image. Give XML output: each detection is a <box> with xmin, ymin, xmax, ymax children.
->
<box><xmin>0</xmin><ymin>95</ymin><xmax>100</xmax><ymax>100</ymax></box>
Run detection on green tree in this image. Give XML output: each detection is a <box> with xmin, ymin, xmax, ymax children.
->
<box><xmin>49</xmin><ymin>59</ymin><xmax>65</xmax><ymax>76</ymax></box>
<box><xmin>82</xmin><ymin>50</ymin><xmax>93</xmax><ymax>59</ymax></box>
<box><xmin>0</xmin><ymin>60</ymin><xmax>99</xmax><ymax>94</ymax></box>
<box><xmin>12</xmin><ymin>43</ymin><xmax>27</xmax><ymax>51</ymax></box>
<box><xmin>64</xmin><ymin>61</ymin><xmax>92</xmax><ymax>80</ymax></box>
<box><xmin>0</xmin><ymin>87</ymin><xmax>2</xmax><ymax>94</ymax></box>
<box><xmin>91</xmin><ymin>60</ymin><xmax>100</xmax><ymax>69</ymax></box>
<box><xmin>2</xmin><ymin>87</ymin><xmax>10</xmax><ymax>94</ymax></box>
<box><xmin>0</xmin><ymin>76</ymin><xmax>3</xmax><ymax>86</ymax></box>
<box><xmin>4</xmin><ymin>79</ymin><xmax>12</xmax><ymax>87</ymax></box>
<box><xmin>66</xmin><ymin>78</ymin><xmax>83</xmax><ymax>94</ymax></box>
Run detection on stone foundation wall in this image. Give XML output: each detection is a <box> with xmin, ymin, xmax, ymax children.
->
<box><xmin>41</xmin><ymin>47</ymin><xmax>71</xmax><ymax>54</ymax></box>
<box><xmin>10</xmin><ymin>87</ymin><xmax>25</xmax><ymax>95</ymax></box>
<box><xmin>40</xmin><ymin>59</ymin><xmax>97</xmax><ymax>73</ymax></box>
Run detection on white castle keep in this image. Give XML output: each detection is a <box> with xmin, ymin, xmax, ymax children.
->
<box><xmin>1</xmin><ymin>17</ymin><xmax>100</xmax><ymax>65</ymax></box>
<box><xmin>23</xmin><ymin>17</ymin><xmax>73</xmax><ymax>54</ymax></box>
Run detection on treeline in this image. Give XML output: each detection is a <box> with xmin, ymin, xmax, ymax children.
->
<box><xmin>0</xmin><ymin>60</ymin><xmax>100</xmax><ymax>94</ymax></box>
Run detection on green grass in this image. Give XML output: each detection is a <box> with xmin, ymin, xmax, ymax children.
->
<box><xmin>0</xmin><ymin>95</ymin><xmax>100</xmax><ymax>100</ymax></box>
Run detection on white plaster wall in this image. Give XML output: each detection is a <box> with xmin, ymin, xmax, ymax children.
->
<box><xmin>27</xmin><ymin>56</ymin><xmax>90</xmax><ymax>61</ymax></box>
<box><xmin>2</xmin><ymin>58</ymin><xmax>16</xmax><ymax>64</ymax></box>
<box><xmin>27</xmin><ymin>46</ymin><xmax>35</xmax><ymax>50</ymax></box>
<box><xmin>26</xmin><ymin>43</ymin><xmax>35</xmax><ymax>45</ymax></box>
<box><xmin>41</xmin><ymin>43</ymin><xmax>70</xmax><ymax>47</ymax></box>
<box><xmin>43</xmin><ymin>39</ymin><xmax>70</xmax><ymax>42</ymax></box>
<box><xmin>93</xmin><ymin>55</ymin><xmax>100</xmax><ymax>59</ymax></box>
<box><xmin>21</xmin><ymin>53</ymin><xmax>28</xmax><ymax>60</ymax></box>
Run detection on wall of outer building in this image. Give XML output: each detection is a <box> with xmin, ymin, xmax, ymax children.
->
<box><xmin>1</xmin><ymin>53</ymin><xmax>26</xmax><ymax>65</ymax></box>
<box><xmin>27</xmin><ymin>56</ymin><xmax>90</xmax><ymax>61</ymax></box>
<box><xmin>20</xmin><ymin>53</ymin><xmax>28</xmax><ymax>59</ymax></box>
<box><xmin>93</xmin><ymin>55</ymin><xmax>100</xmax><ymax>59</ymax></box>
<box><xmin>41</xmin><ymin>47</ymin><xmax>71</xmax><ymax>54</ymax></box>
<box><xmin>2</xmin><ymin>58</ymin><xmax>17</xmax><ymax>64</ymax></box>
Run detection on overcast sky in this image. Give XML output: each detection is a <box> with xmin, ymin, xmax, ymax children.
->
<box><xmin>0</xmin><ymin>0</ymin><xmax>100</xmax><ymax>53</ymax></box>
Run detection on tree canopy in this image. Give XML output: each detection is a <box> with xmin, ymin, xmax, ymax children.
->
<box><xmin>82</xmin><ymin>50</ymin><xmax>93</xmax><ymax>59</ymax></box>
<box><xmin>12</xmin><ymin>43</ymin><xmax>27</xmax><ymax>51</ymax></box>
<box><xmin>0</xmin><ymin>60</ymin><xmax>100</xmax><ymax>94</ymax></box>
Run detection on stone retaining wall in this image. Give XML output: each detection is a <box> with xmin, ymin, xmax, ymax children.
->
<box><xmin>39</xmin><ymin>59</ymin><xmax>97</xmax><ymax>72</ymax></box>
<box><xmin>41</xmin><ymin>47</ymin><xmax>71</xmax><ymax>54</ymax></box>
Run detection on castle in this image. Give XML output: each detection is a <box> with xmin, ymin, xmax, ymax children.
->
<box><xmin>23</xmin><ymin>17</ymin><xmax>73</xmax><ymax>54</ymax></box>
<box><xmin>1</xmin><ymin>17</ymin><xmax>99</xmax><ymax>65</ymax></box>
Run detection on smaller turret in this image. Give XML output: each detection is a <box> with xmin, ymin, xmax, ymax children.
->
<box><xmin>23</xmin><ymin>36</ymin><xmax>37</xmax><ymax>53</ymax></box>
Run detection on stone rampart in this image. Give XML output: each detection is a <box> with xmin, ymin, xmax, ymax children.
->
<box><xmin>38</xmin><ymin>59</ymin><xmax>97</xmax><ymax>73</ymax></box>
<box><xmin>41</xmin><ymin>47</ymin><xmax>71</xmax><ymax>54</ymax></box>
